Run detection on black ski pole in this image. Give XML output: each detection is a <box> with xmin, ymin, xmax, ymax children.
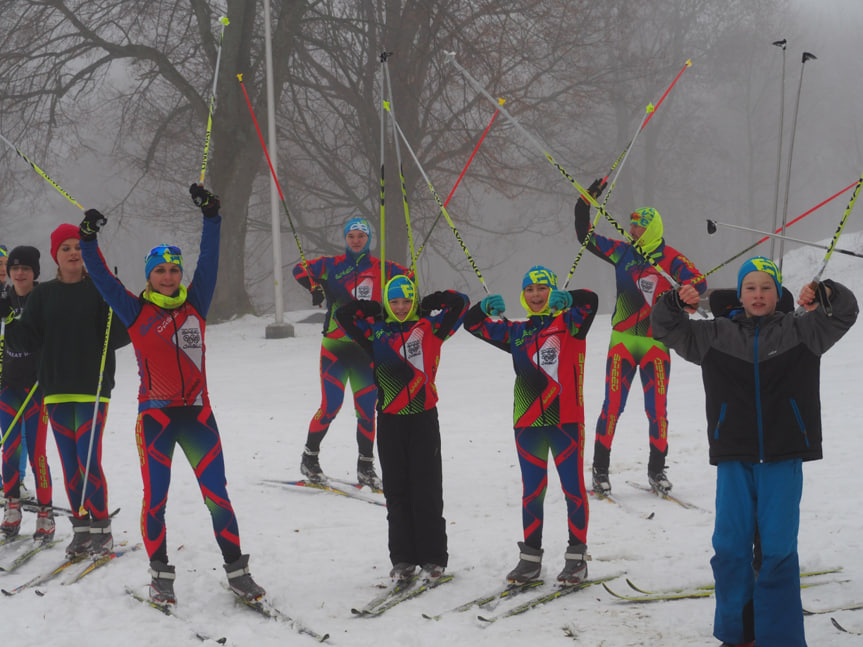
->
<box><xmin>769</xmin><ymin>39</ymin><xmax>787</xmax><ymax>260</ymax></box>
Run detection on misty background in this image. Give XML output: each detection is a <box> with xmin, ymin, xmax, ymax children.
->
<box><xmin>1</xmin><ymin>0</ymin><xmax>861</xmax><ymax>322</ymax></box>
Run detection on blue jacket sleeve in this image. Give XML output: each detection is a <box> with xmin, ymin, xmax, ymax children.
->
<box><xmin>186</xmin><ymin>214</ymin><xmax>221</xmax><ymax>318</ymax></box>
<box><xmin>80</xmin><ymin>238</ymin><xmax>142</xmax><ymax>328</ymax></box>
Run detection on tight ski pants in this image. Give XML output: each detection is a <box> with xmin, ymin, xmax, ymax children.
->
<box><xmin>712</xmin><ymin>459</ymin><xmax>806</xmax><ymax>647</ymax></box>
<box><xmin>305</xmin><ymin>337</ymin><xmax>376</xmax><ymax>457</ymax></box>
<box><xmin>515</xmin><ymin>422</ymin><xmax>588</xmax><ymax>551</ymax></box>
<box><xmin>136</xmin><ymin>405</ymin><xmax>241</xmax><ymax>565</ymax></box>
<box><xmin>0</xmin><ymin>385</ymin><xmax>51</xmax><ymax>503</ymax></box>
<box><xmin>47</xmin><ymin>401</ymin><xmax>110</xmax><ymax>520</ymax></box>
<box><xmin>593</xmin><ymin>330</ymin><xmax>670</xmax><ymax>473</ymax></box>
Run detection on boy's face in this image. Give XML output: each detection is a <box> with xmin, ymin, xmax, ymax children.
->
<box><xmin>388</xmin><ymin>297</ymin><xmax>413</xmax><ymax>321</ymax></box>
<box><xmin>740</xmin><ymin>271</ymin><xmax>779</xmax><ymax>317</ymax></box>
<box><xmin>523</xmin><ymin>284</ymin><xmax>551</xmax><ymax>313</ymax></box>
<box><xmin>345</xmin><ymin>231</ymin><xmax>369</xmax><ymax>253</ymax></box>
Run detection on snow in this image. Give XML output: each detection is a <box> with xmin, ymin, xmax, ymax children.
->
<box><xmin>3</xmin><ymin>237</ymin><xmax>863</xmax><ymax>646</ymax></box>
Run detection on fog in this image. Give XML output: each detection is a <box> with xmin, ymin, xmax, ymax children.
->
<box><xmin>1</xmin><ymin>0</ymin><xmax>862</xmax><ymax>318</ymax></box>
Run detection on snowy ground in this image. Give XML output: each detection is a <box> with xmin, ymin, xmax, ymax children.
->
<box><xmin>2</xmin><ymin>238</ymin><xmax>863</xmax><ymax>646</ymax></box>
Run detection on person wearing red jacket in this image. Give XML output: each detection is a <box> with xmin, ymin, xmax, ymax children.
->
<box><xmin>78</xmin><ymin>184</ymin><xmax>265</xmax><ymax>607</ymax></box>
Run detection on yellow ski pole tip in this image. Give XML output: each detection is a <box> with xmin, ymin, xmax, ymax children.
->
<box><xmin>237</xmin><ymin>73</ymin><xmax>243</xmax><ymax>82</ymax></box>
<box><xmin>685</xmin><ymin>59</ymin><xmax>692</xmax><ymax>66</ymax></box>
<box><xmin>497</xmin><ymin>97</ymin><xmax>506</xmax><ymax>105</ymax></box>
<box><xmin>78</xmin><ymin>506</ymin><xmax>87</xmax><ymax>516</ymax></box>
<box><xmin>219</xmin><ymin>16</ymin><xmax>230</xmax><ymax>26</ymax></box>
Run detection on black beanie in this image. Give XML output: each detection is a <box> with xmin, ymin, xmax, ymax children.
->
<box><xmin>7</xmin><ymin>245</ymin><xmax>41</xmax><ymax>279</ymax></box>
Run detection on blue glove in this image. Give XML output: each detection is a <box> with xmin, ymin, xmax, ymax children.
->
<box><xmin>548</xmin><ymin>290</ymin><xmax>572</xmax><ymax>313</ymax></box>
<box><xmin>480</xmin><ymin>294</ymin><xmax>506</xmax><ymax>317</ymax></box>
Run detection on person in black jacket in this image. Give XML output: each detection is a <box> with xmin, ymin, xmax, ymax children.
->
<box><xmin>2</xmin><ymin>225</ymin><xmax>130</xmax><ymax>559</ymax></box>
<box><xmin>652</xmin><ymin>256</ymin><xmax>857</xmax><ymax>647</ymax></box>
<box><xmin>0</xmin><ymin>246</ymin><xmax>54</xmax><ymax>540</ymax></box>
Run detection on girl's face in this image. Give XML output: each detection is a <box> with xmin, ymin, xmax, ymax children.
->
<box><xmin>56</xmin><ymin>238</ymin><xmax>83</xmax><ymax>280</ymax></box>
<box><xmin>523</xmin><ymin>284</ymin><xmax>551</xmax><ymax>314</ymax></box>
<box><xmin>0</xmin><ymin>256</ymin><xmax>7</xmax><ymax>282</ymax></box>
<box><xmin>740</xmin><ymin>271</ymin><xmax>779</xmax><ymax>317</ymax></box>
<box><xmin>388</xmin><ymin>297</ymin><xmax>413</xmax><ymax>321</ymax></box>
<box><xmin>9</xmin><ymin>265</ymin><xmax>35</xmax><ymax>295</ymax></box>
<box><xmin>148</xmin><ymin>262</ymin><xmax>183</xmax><ymax>296</ymax></box>
<box><xmin>346</xmin><ymin>231</ymin><xmax>369</xmax><ymax>253</ymax></box>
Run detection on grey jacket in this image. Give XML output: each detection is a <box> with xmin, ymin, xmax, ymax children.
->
<box><xmin>651</xmin><ymin>280</ymin><xmax>857</xmax><ymax>465</ymax></box>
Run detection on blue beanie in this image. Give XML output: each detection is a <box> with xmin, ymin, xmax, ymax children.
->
<box><xmin>522</xmin><ymin>265</ymin><xmax>558</xmax><ymax>290</ymax></box>
<box><xmin>343</xmin><ymin>217</ymin><xmax>372</xmax><ymax>257</ymax></box>
<box><xmin>737</xmin><ymin>256</ymin><xmax>781</xmax><ymax>299</ymax></box>
<box><xmin>383</xmin><ymin>275</ymin><xmax>418</xmax><ymax>322</ymax></box>
<box><xmin>145</xmin><ymin>243</ymin><xmax>183</xmax><ymax>280</ymax></box>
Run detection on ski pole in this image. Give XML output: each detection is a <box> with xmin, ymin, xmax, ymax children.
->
<box><xmin>446</xmin><ymin>52</ymin><xmax>697</xmax><ymax>305</ymax></box>
<box><xmin>802</xmin><ymin>172</ymin><xmax>863</xmax><ymax>284</ymax></box>
<box><xmin>0</xmin><ymin>134</ymin><xmax>84</xmax><ymax>209</ymax></box>
<box><xmin>379</xmin><ymin>51</ymin><xmax>390</xmax><ymax>295</ymax></box>
<box><xmin>564</xmin><ymin>59</ymin><xmax>692</xmax><ymax>288</ymax></box>
<box><xmin>706</xmin><ymin>219</ymin><xmax>863</xmax><ymax>259</ymax></box>
<box><xmin>769</xmin><ymin>38</ymin><xmax>788</xmax><ymax>259</ymax></box>
<box><xmin>389</xmin><ymin>112</ymin><xmax>490</xmax><ymax>294</ymax></box>
<box><xmin>778</xmin><ymin>51</ymin><xmax>817</xmax><ymax>271</ymax></box>
<box><xmin>0</xmin><ymin>382</ymin><xmax>39</xmax><ymax>446</ymax></box>
<box><xmin>78</xmin><ymin>308</ymin><xmax>113</xmax><ymax>516</ymax></box>
<box><xmin>237</xmin><ymin>74</ymin><xmax>308</xmax><ymax>266</ymax></box>
<box><xmin>413</xmin><ymin>99</ymin><xmax>504</xmax><ymax>265</ymax></box>
<box><xmin>382</xmin><ymin>57</ymin><xmax>418</xmax><ymax>284</ymax></box>
<box><xmin>0</xmin><ymin>320</ymin><xmax>5</xmax><ymax>403</ymax></box>
<box><xmin>198</xmin><ymin>16</ymin><xmax>230</xmax><ymax>186</ymax></box>
<box><xmin>692</xmin><ymin>179</ymin><xmax>858</xmax><ymax>285</ymax></box>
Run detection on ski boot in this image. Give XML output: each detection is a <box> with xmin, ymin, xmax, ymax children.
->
<box><xmin>300</xmin><ymin>446</ymin><xmax>324</xmax><ymax>483</ymax></box>
<box><xmin>34</xmin><ymin>505</ymin><xmax>56</xmax><ymax>542</ymax></box>
<box><xmin>357</xmin><ymin>455</ymin><xmax>383</xmax><ymax>490</ymax></box>
<box><xmin>89</xmin><ymin>517</ymin><xmax>114</xmax><ymax>555</ymax></box>
<box><xmin>1</xmin><ymin>498</ymin><xmax>21</xmax><ymax>538</ymax></box>
<box><xmin>506</xmin><ymin>541</ymin><xmax>543</xmax><ymax>583</ymax></box>
<box><xmin>224</xmin><ymin>554</ymin><xmax>266</xmax><ymax>602</ymax></box>
<box><xmin>557</xmin><ymin>546</ymin><xmax>589</xmax><ymax>585</ymax></box>
<box><xmin>389</xmin><ymin>562</ymin><xmax>417</xmax><ymax>581</ymax></box>
<box><xmin>421</xmin><ymin>563</ymin><xmax>446</xmax><ymax>581</ymax></box>
<box><xmin>149</xmin><ymin>560</ymin><xmax>177</xmax><ymax>605</ymax></box>
<box><xmin>648</xmin><ymin>468</ymin><xmax>673</xmax><ymax>495</ymax></box>
<box><xmin>591</xmin><ymin>466</ymin><xmax>612</xmax><ymax>496</ymax></box>
<box><xmin>66</xmin><ymin>517</ymin><xmax>92</xmax><ymax>559</ymax></box>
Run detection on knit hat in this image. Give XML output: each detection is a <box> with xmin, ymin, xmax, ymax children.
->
<box><xmin>383</xmin><ymin>274</ymin><xmax>419</xmax><ymax>323</ymax></box>
<box><xmin>343</xmin><ymin>217</ymin><xmax>372</xmax><ymax>257</ymax></box>
<box><xmin>50</xmin><ymin>223</ymin><xmax>80</xmax><ymax>263</ymax></box>
<box><xmin>737</xmin><ymin>256</ymin><xmax>781</xmax><ymax>299</ymax></box>
<box><xmin>7</xmin><ymin>245</ymin><xmax>41</xmax><ymax>279</ymax></box>
<box><xmin>145</xmin><ymin>243</ymin><xmax>184</xmax><ymax>279</ymax></box>
<box><xmin>630</xmin><ymin>207</ymin><xmax>664</xmax><ymax>255</ymax></box>
<box><xmin>521</xmin><ymin>265</ymin><xmax>558</xmax><ymax>290</ymax></box>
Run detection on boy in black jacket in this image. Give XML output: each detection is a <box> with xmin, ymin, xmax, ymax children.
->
<box><xmin>651</xmin><ymin>257</ymin><xmax>857</xmax><ymax>647</ymax></box>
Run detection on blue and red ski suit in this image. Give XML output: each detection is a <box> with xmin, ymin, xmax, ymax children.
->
<box><xmin>82</xmin><ymin>213</ymin><xmax>244</xmax><ymax>565</ymax></box>
<box><xmin>465</xmin><ymin>290</ymin><xmax>598</xmax><ymax>551</ymax></box>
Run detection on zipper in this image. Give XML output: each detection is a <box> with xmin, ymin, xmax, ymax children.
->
<box><xmin>169</xmin><ymin>310</ymin><xmax>188</xmax><ymax>405</ymax></box>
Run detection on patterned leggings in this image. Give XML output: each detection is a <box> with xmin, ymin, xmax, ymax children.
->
<box><xmin>136</xmin><ymin>405</ymin><xmax>241</xmax><ymax>565</ymax></box>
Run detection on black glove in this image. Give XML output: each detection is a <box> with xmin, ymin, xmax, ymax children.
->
<box><xmin>0</xmin><ymin>296</ymin><xmax>12</xmax><ymax>324</ymax></box>
<box><xmin>420</xmin><ymin>291</ymin><xmax>447</xmax><ymax>316</ymax></box>
<box><xmin>79</xmin><ymin>209</ymin><xmax>107</xmax><ymax>241</ymax></box>
<box><xmin>311</xmin><ymin>285</ymin><xmax>325</xmax><ymax>307</ymax></box>
<box><xmin>815</xmin><ymin>281</ymin><xmax>833</xmax><ymax>313</ymax></box>
<box><xmin>189</xmin><ymin>183</ymin><xmax>220</xmax><ymax>217</ymax></box>
<box><xmin>585</xmin><ymin>177</ymin><xmax>607</xmax><ymax>201</ymax></box>
<box><xmin>356</xmin><ymin>300</ymin><xmax>382</xmax><ymax>318</ymax></box>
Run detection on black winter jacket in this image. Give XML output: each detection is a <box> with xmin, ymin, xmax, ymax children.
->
<box><xmin>651</xmin><ymin>280</ymin><xmax>857</xmax><ymax>465</ymax></box>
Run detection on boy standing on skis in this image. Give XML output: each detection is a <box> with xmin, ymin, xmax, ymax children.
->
<box><xmin>336</xmin><ymin>276</ymin><xmax>468</xmax><ymax>581</ymax></box>
<box><xmin>464</xmin><ymin>266</ymin><xmax>598</xmax><ymax>585</ymax></box>
<box><xmin>652</xmin><ymin>257</ymin><xmax>857</xmax><ymax>647</ymax></box>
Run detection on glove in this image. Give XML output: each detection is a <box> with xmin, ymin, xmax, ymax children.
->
<box><xmin>420</xmin><ymin>291</ymin><xmax>447</xmax><ymax>316</ymax></box>
<box><xmin>581</xmin><ymin>177</ymin><xmax>607</xmax><ymax>204</ymax></box>
<box><xmin>0</xmin><ymin>296</ymin><xmax>11</xmax><ymax>324</ymax></box>
<box><xmin>79</xmin><ymin>209</ymin><xmax>107</xmax><ymax>240</ymax></box>
<box><xmin>815</xmin><ymin>281</ymin><xmax>832</xmax><ymax>311</ymax></box>
<box><xmin>356</xmin><ymin>300</ymin><xmax>382</xmax><ymax>318</ymax></box>
<box><xmin>311</xmin><ymin>285</ymin><xmax>325</xmax><ymax>307</ymax></box>
<box><xmin>548</xmin><ymin>289</ymin><xmax>573</xmax><ymax>313</ymax></box>
<box><xmin>480</xmin><ymin>294</ymin><xmax>506</xmax><ymax>317</ymax></box>
<box><xmin>189</xmin><ymin>183</ymin><xmax>220</xmax><ymax>217</ymax></box>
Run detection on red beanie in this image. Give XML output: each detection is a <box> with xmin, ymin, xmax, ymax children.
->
<box><xmin>50</xmin><ymin>223</ymin><xmax>81</xmax><ymax>263</ymax></box>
